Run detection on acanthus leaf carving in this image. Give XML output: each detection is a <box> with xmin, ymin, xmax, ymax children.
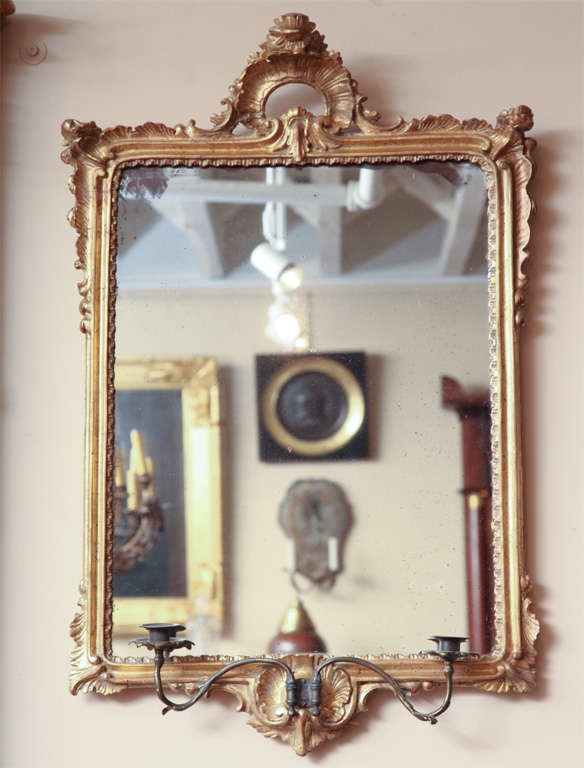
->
<box><xmin>353</xmin><ymin>96</ymin><xmax>404</xmax><ymax>135</ymax></box>
<box><xmin>69</xmin><ymin>579</ymin><xmax>127</xmax><ymax>696</ymax></box>
<box><xmin>474</xmin><ymin>574</ymin><xmax>539</xmax><ymax>693</ymax></box>
<box><xmin>61</xmin><ymin>119</ymin><xmax>107</xmax><ymax>334</ymax></box>
<box><xmin>174</xmin><ymin>100</ymin><xmax>238</xmax><ymax>138</ymax></box>
<box><xmin>61</xmin><ymin>119</ymin><xmax>104</xmax><ymax>167</ymax></box>
<box><xmin>272</xmin><ymin>108</ymin><xmax>340</xmax><ymax>162</ymax></box>
<box><xmin>497</xmin><ymin>104</ymin><xmax>534</xmax><ymax>135</ymax></box>
<box><xmin>493</xmin><ymin>105</ymin><xmax>536</xmax><ymax>326</ymax></box>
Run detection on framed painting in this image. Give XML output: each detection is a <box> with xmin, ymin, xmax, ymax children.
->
<box><xmin>112</xmin><ymin>357</ymin><xmax>223</xmax><ymax>635</ymax></box>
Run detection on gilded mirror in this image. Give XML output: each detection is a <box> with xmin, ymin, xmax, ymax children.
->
<box><xmin>64</xmin><ymin>12</ymin><xmax>538</xmax><ymax>755</ymax></box>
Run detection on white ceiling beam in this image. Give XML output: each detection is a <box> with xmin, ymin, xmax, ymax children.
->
<box><xmin>159</xmin><ymin>177</ymin><xmax>349</xmax><ymax>206</ymax></box>
<box><xmin>149</xmin><ymin>198</ymin><xmax>224</xmax><ymax>279</ymax></box>
<box><xmin>316</xmin><ymin>205</ymin><xmax>343</xmax><ymax>275</ymax></box>
<box><xmin>390</xmin><ymin>166</ymin><xmax>453</xmax><ymax>219</ymax></box>
<box><xmin>311</xmin><ymin>167</ymin><xmax>343</xmax><ymax>275</ymax></box>
<box><xmin>438</xmin><ymin>170</ymin><xmax>487</xmax><ymax>276</ymax></box>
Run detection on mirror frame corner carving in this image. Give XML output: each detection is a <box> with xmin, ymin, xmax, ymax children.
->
<box><xmin>63</xmin><ymin>11</ymin><xmax>539</xmax><ymax>755</ymax></box>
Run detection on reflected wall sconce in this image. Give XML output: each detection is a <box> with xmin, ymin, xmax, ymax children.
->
<box><xmin>131</xmin><ymin>625</ymin><xmax>476</xmax><ymax>724</ymax></box>
<box><xmin>280</xmin><ymin>479</ymin><xmax>351</xmax><ymax>591</ymax></box>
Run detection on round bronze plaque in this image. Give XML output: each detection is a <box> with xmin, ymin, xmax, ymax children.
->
<box><xmin>261</xmin><ymin>357</ymin><xmax>365</xmax><ymax>457</ymax></box>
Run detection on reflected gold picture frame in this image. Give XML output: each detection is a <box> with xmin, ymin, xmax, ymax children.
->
<box><xmin>63</xmin><ymin>11</ymin><xmax>538</xmax><ymax>756</ymax></box>
<box><xmin>112</xmin><ymin>358</ymin><xmax>223</xmax><ymax>635</ymax></box>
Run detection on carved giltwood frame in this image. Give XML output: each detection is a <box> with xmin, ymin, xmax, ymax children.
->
<box><xmin>113</xmin><ymin>357</ymin><xmax>223</xmax><ymax>635</ymax></box>
<box><xmin>64</xmin><ymin>12</ymin><xmax>538</xmax><ymax>756</ymax></box>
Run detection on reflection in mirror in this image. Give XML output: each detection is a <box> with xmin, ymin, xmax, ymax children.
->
<box><xmin>113</xmin><ymin>161</ymin><xmax>490</xmax><ymax>659</ymax></box>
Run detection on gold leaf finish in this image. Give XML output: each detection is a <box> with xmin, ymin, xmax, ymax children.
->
<box><xmin>247</xmin><ymin>657</ymin><xmax>356</xmax><ymax>755</ymax></box>
<box><xmin>64</xmin><ymin>12</ymin><xmax>538</xmax><ymax>754</ymax></box>
<box><xmin>474</xmin><ymin>576</ymin><xmax>539</xmax><ymax>693</ymax></box>
<box><xmin>69</xmin><ymin>580</ymin><xmax>127</xmax><ymax>695</ymax></box>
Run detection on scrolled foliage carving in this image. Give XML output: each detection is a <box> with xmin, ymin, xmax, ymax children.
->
<box><xmin>69</xmin><ymin>580</ymin><xmax>127</xmax><ymax>695</ymax></box>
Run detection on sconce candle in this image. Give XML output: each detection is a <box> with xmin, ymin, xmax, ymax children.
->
<box><xmin>126</xmin><ymin>468</ymin><xmax>138</xmax><ymax>511</ymax></box>
<box><xmin>145</xmin><ymin>455</ymin><xmax>155</xmax><ymax>486</ymax></box>
<box><xmin>114</xmin><ymin>451</ymin><xmax>125</xmax><ymax>487</ymax></box>
<box><xmin>130</xmin><ymin>428</ymin><xmax>148</xmax><ymax>475</ymax></box>
<box><xmin>327</xmin><ymin>537</ymin><xmax>339</xmax><ymax>572</ymax></box>
<box><xmin>286</xmin><ymin>538</ymin><xmax>297</xmax><ymax>573</ymax></box>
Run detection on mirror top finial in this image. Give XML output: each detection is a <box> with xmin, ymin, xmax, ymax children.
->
<box><xmin>260</xmin><ymin>12</ymin><xmax>328</xmax><ymax>56</ymax></box>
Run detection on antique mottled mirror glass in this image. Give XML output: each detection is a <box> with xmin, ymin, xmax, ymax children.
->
<box><xmin>64</xmin><ymin>12</ymin><xmax>537</xmax><ymax>755</ymax></box>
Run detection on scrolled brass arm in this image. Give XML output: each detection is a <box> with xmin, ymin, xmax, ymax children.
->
<box><xmin>153</xmin><ymin>652</ymin><xmax>298</xmax><ymax>716</ymax></box>
<box><xmin>131</xmin><ymin>623</ymin><xmax>296</xmax><ymax>716</ymax></box>
<box><xmin>310</xmin><ymin>655</ymin><xmax>454</xmax><ymax>724</ymax></box>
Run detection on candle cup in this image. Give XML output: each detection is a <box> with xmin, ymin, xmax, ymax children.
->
<box><xmin>428</xmin><ymin>636</ymin><xmax>467</xmax><ymax>655</ymax></box>
<box><xmin>421</xmin><ymin>635</ymin><xmax>470</xmax><ymax>662</ymax></box>
<box><xmin>141</xmin><ymin>623</ymin><xmax>186</xmax><ymax>643</ymax></box>
<box><xmin>130</xmin><ymin>622</ymin><xmax>194</xmax><ymax>654</ymax></box>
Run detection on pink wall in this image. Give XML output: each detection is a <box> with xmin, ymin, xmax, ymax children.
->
<box><xmin>1</xmin><ymin>1</ymin><xmax>582</xmax><ymax>765</ymax></box>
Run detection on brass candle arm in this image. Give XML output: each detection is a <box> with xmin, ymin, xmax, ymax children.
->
<box><xmin>310</xmin><ymin>656</ymin><xmax>452</xmax><ymax>724</ymax></box>
<box><xmin>132</xmin><ymin>626</ymin><xmax>476</xmax><ymax>724</ymax></box>
<box><xmin>131</xmin><ymin>624</ymin><xmax>298</xmax><ymax>716</ymax></box>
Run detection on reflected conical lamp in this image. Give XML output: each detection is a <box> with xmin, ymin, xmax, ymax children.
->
<box><xmin>267</xmin><ymin>599</ymin><xmax>327</xmax><ymax>654</ymax></box>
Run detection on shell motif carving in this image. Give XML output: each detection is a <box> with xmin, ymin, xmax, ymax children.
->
<box><xmin>247</xmin><ymin>656</ymin><xmax>355</xmax><ymax>756</ymax></box>
<box><xmin>474</xmin><ymin>575</ymin><xmax>540</xmax><ymax>693</ymax></box>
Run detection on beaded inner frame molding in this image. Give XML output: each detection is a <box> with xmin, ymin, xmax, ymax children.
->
<box><xmin>63</xmin><ymin>12</ymin><xmax>538</xmax><ymax>756</ymax></box>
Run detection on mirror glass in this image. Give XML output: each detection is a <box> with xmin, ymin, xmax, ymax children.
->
<box><xmin>112</xmin><ymin>161</ymin><xmax>491</xmax><ymax>658</ymax></box>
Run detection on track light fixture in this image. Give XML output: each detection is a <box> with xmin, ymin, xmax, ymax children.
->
<box><xmin>250</xmin><ymin>242</ymin><xmax>303</xmax><ymax>291</ymax></box>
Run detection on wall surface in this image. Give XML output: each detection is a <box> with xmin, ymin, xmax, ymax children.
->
<box><xmin>1</xmin><ymin>1</ymin><xmax>583</xmax><ymax>766</ymax></box>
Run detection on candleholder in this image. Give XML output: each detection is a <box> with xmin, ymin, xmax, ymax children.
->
<box><xmin>113</xmin><ymin>434</ymin><xmax>164</xmax><ymax>575</ymax></box>
<box><xmin>131</xmin><ymin>626</ymin><xmax>477</xmax><ymax>724</ymax></box>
